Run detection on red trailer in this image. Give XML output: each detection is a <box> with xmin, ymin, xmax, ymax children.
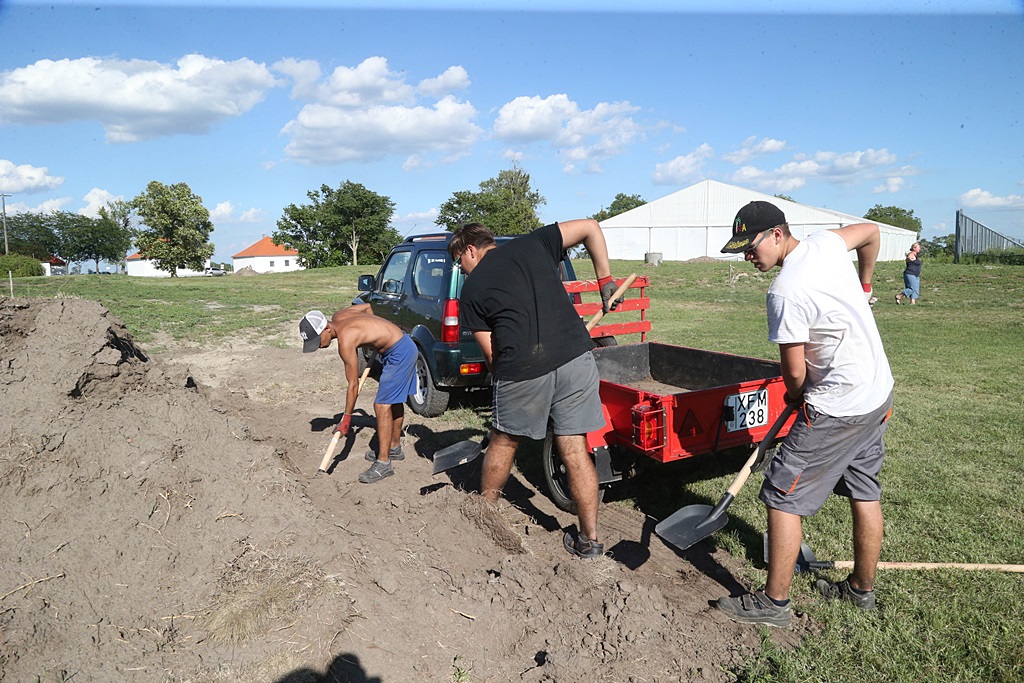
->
<box><xmin>542</xmin><ymin>275</ymin><xmax>797</xmax><ymax>512</ymax></box>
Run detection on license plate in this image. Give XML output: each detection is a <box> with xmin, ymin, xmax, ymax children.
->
<box><xmin>724</xmin><ymin>389</ymin><xmax>769</xmax><ymax>432</ymax></box>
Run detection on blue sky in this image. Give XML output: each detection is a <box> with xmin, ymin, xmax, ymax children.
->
<box><xmin>1</xmin><ymin>1</ymin><xmax>1022</xmax><ymax>263</ymax></box>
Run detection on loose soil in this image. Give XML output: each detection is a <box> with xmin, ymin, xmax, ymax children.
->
<box><xmin>1</xmin><ymin>297</ymin><xmax>811</xmax><ymax>682</ymax></box>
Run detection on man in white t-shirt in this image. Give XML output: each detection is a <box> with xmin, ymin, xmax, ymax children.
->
<box><xmin>714</xmin><ymin>201</ymin><xmax>895</xmax><ymax>628</ymax></box>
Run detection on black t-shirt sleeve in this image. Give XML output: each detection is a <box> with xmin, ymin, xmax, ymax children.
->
<box><xmin>533</xmin><ymin>223</ymin><xmax>565</xmax><ymax>266</ymax></box>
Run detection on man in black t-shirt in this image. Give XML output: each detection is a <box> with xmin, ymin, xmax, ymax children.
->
<box><xmin>449</xmin><ymin>220</ymin><xmax>622</xmax><ymax>559</ymax></box>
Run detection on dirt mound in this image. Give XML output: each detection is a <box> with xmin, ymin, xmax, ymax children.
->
<box><xmin>1</xmin><ymin>297</ymin><xmax>807</xmax><ymax>682</ymax></box>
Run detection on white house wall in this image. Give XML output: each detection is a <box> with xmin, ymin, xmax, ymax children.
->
<box><xmin>232</xmin><ymin>255</ymin><xmax>302</xmax><ymax>274</ymax></box>
<box><xmin>126</xmin><ymin>259</ymin><xmax>208</xmax><ymax>277</ymax></box>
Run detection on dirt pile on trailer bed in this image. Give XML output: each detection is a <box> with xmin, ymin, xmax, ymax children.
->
<box><xmin>0</xmin><ymin>297</ymin><xmax>808</xmax><ymax>682</ymax></box>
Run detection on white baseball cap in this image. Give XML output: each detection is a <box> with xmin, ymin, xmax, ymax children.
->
<box><xmin>299</xmin><ymin>310</ymin><xmax>328</xmax><ymax>352</ymax></box>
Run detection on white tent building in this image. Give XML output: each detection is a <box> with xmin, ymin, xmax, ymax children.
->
<box><xmin>600</xmin><ymin>180</ymin><xmax>917</xmax><ymax>262</ymax></box>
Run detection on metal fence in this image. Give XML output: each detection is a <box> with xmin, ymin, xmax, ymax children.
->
<box><xmin>955</xmin><ymin>210</ymin><xmax>1024</xmax><ymax>263</ymax></box>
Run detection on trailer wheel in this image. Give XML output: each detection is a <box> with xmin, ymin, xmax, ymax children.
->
<box><xmin>542</xmin><ymin>431</ymin><xmax>606</xmax><ymax>514</ymax></box>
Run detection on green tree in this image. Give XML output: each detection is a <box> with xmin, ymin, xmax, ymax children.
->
<box><xmin>54</xmin><ymin>210</ymin><xmax>133</xmax><ymax>274</ymax></box>
<box><xmin>591</xmin><ymin>193</ymin><xmax>646</xmax><ymax>222</ymax></box>
<box><xmin>98</xmin><ymin>199</ymin><xmax>138</xmax><ymax>273</ymax></box>
<box><xmin>919</xmin><ymin>233</ymin><xmax>955</xmax><ymax>258</ymax></box>
<box><xmin>435</xmin><ymin>165</ymin><xmax>546</xmax><ymax>235</ymax></box>
<box><xmin>273</xmin><ymin>181</ymin><xmax>398</xmax><ymax>268</ymax></box>
<box><xmin>864</xmin><ymin>204</ymin><xmax>923</xmax><ymax>237</ymax></box>
<box><xmin>5</xmin><ymin>212</ymin><xmax>59</xmax><ymax>260</ymax></box>
<box><xmin>773</xmin><ymin>193</ymin><xmax>796</xmax><ymax>203</ymax></box>
<box><xmin>132</xmin><ymin>181</ymin><xmax>215</xmax><ymax>277</ymax></box>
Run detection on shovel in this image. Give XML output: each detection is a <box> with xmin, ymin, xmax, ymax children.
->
<box><xmin>318</xmin><ymin>366</ymin><xmax>372</xmax><ymax>473</ymax></box>
<box><xmin>430</xmin><ymin>273</ymin><xmax>638</xmax><ymax>475</ymax></box>
<box><xmin>655</xmin><ymin>401</ymin><xmax>798</xmax><ymax>552</ymax></box>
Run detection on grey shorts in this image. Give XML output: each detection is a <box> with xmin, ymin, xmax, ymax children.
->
<box><xmin>492</xmin><ymin>351</ymin><xmax>605</xmax><ymax>440</ymax></box>
<box><xmin>759</xmin><ymin>392</ymin><xmax>894</xmax><ymax>516</ymax></box>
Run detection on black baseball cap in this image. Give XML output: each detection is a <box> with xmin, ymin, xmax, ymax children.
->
<box><xmin>299</xmin><ymin>310</ymin><xmax>328</xmax><ymax>353</ymax></box>
<box><xmin>720</xmin><ymin>201</ymin><xmax>787</xmax><ymax>253</ymax></box>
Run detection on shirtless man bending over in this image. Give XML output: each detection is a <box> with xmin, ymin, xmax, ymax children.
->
<box><xmin>299</xmin><ymin>304</ymin><xmax>418</xmax><ymax>483</ymax></box>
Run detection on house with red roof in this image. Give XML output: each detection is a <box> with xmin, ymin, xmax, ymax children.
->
<box><xmin>40</xmin><ymin>256</ymin><xmax>67</xmax><ymax>276</ymax></box>
<box><xmin>232</xmin><ymin>236</ymin><xmax>302</xmax><ymax>274</ymax></box>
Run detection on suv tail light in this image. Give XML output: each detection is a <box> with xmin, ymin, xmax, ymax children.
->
<box><xmin>441</xmin><ymin>298</ymin><xmax>461</xmax><ymax>343</ymax></box>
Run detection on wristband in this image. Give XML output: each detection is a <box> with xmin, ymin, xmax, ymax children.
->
<box><xmin>861</xmin><ymin>283</ymin><xmax>872</xmax><ymax>293</ymax></box>
<box><xmin>598</xmin><ymin>275</ymin><xmax>614</xmax><ymax>287</ymax></box>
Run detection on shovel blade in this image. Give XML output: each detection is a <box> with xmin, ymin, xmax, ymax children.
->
<box><xmin>654</xmin><ymin>503</ymin><xmax>729</xmax><ymax>552</ymax></box>
<box><xmin>431</xmin><ymin>440</ymin><xmax>484</xmax><ymax>475</ymax></box>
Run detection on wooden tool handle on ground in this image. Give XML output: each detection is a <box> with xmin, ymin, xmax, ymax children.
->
<box><xmin>833</xmin><ymin>561</ymin><xmax>1024</xmax><ymax>573</ymax></box>
<box><xmin>586</xmin><ymin>273</ymin><xmax>638</xmax><ymax>331</ymax></box>
<box><xmin>317</xmin><ymin>366</ymin><xmax>372</xmax><ymax>473</ymax></box>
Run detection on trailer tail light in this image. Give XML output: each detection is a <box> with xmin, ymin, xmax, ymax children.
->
<box><xmin>441</xmin><ymin>298</ymin><xmax>460</xmax><ymax>343</ymax></box>
<box><xmin>459</xmin><ymin>363</ymin><xmax>484</xmax><ymax>375</ymax></box>
<box><xmin>632</xmin><ymin>403</ymin><xmax>666</xmax><ymax>451</ymax></box>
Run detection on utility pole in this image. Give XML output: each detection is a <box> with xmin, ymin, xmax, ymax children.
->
<box><xmin>1</xmin><ymin>193</ymin><xmax>10</xmax><ymax>255</ymax></box>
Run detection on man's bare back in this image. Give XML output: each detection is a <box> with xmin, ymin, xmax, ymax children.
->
<box><xmin>330</xmin><ymin>305</ymin><xmax>404</xmax><ymax>358</ymax></box>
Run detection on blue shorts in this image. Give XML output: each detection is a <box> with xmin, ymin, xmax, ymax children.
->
<box><xmin>374</xmin><ymin>335</ymin><xmax>418</xmax><ymax>405</ymax></box>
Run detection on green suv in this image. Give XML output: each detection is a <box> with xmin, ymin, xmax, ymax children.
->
<box><xmin>355</xmin><ymin>232</ymin><xmax>580</xmax><ymax>417</ymax></box>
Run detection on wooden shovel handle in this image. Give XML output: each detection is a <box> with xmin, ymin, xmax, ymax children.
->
<box><xmin>833</xmin><ymin>561</ymin><xmax>1024</xmax><ymax>573</ymax></box>
<box><xmin>586</xmin><ymin>273</ymin><xmax>638</xmax><ymax>331</ymax></box>
<box><xmin>318</xmin><ymin>431</ymin><xmax>343</xmax><ymax>473</ymax></box>
<box><xmin>318</xmin><ymin>366</ymin><xmax>372</xmax><ymax>473</ymax></box>
<box><xmin>726</xmin><ymin>402</ymin><xmax>798</xmax><ymax>498</ymax></box>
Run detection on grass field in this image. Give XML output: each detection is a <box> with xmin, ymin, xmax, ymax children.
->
<box><xmin>10</xmin><ymin>259</ymin><xmax>1024</xmax><ymax>682</ymax></box>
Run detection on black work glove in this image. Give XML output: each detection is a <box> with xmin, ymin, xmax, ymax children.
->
<box><xmin>599</xmin><ymin>277</ymin><xmax>624</xmax><ymax>315</ymax></box>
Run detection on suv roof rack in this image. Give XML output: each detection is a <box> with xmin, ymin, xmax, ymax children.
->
<box><xmin>404</xmin><ymin>233</ymin><xmax>451</xmax><ymax>243</ymax></box>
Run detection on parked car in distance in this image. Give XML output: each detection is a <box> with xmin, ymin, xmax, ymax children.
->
<box><xmin>354</xmin><ymin>232</ymin><xmax>596</xmax><ymax>417</ymax></box>
<box><xmin>204</xmin><ymin>266</ymin><xmax>226</xmax><ymax>276</ymax></box>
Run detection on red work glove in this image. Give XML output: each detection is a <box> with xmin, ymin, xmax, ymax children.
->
<box><xmin>335</xmin><ymin>414</ymin><xmax>353</xmax><ymax>435</ymax></box>
<box><xmin>598</xmin><ymin>276</ymin><xmax>624</xmax><ymax>314</ymax></box>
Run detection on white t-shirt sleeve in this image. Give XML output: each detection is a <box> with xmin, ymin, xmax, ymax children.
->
<box><xmin>767</xmin><ymin>292</ymin><xmax>810</xmax><ymax>345</ymax></box>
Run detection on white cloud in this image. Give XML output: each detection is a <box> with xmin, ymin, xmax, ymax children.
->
<box><xmin>273</xmin><ymin>58</ymin><xmax>322</xmax><ymax>99</ymax></box>
<box><xmin>417</xmin><ymin>66</ymin><xmax>470</xmax><ymax>97</ymax></box>
<box><xmin>279</xmin><ymin>58</ymin><xmax>481</xmax><ymax>166</ymax></box>
<box><xmin>79</xmin><ymin>188</ymin><xmax>119</xmax><ymax>217</ymax></box>
<box><xmin>652</xmin><ymin>143</ymin><xmax>714</xmax><ymax>185</ymax></box>
<box><xmin>959</xmin><ymin>188</ymin><xmax>1024</xmax><ymax>208</ymax></box>
<box><xmin>211</xmin><ymin>200</ymin><xmax>265</xmax><ymax>223</ymax></box>
<box><xmin>722</xmin><ymin>136</ymin><xmax>786</xmax><ymax>164</ymax></box>
<box><xmin>0</xmin><ymin>55</ymin><xmax>281</xmax><ymax>142</ymax></box>
<box><xmin>0</xmin><ymin>159</ymin><xmax>64</xmax><ymax>193</ymax></box>
<box><xmin>7</xmin><ymin>198</ymin><xmax>70</xmax><ymax>215</ymax></box>
<box><xmin>872</xmin><ymin>177</ymin><xmax>905</xmax><ymax>194</ymax></box>
<box><xmin>494</xmin><ymin>95</ymin><xmax>642</xmax><ymax>173</ymax></box>
<box><xmin>283</xmin><ymin>95</ymin><xmax>481</xmax><ymax>166</ymax></box>
<box><xmin>392</xmin><ymin>208</ymin><xmax>441</xmax><ymax>236</ymax></box>
<box><xmin>731</xmin><ymin>148</ymin><xmax>903</xmax><ymax>193</ymax></box>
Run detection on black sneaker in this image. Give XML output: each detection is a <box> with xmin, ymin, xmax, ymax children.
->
<box><xmin>358</xmin><ymin>460</ymin><xmax>394</xmax><ymax>484</ymax></box>
<box><xmin>815</xmin><ymin>576</ymin><xmax>877</xmax><ymax>611</ymax></box>
<box><xmin>365</xmin><ymin>445</ymin><xmax>405</xmax><ymax>462</ymax></box>
<box><xmin>563</xmin><ymin>531</ymin><xmax>604</xmax><ymax>559</ymax></box>
<box><xmin>715</xmin><ymin>589</ymin><xmax>792</xmax><ymax>628</ymax></box>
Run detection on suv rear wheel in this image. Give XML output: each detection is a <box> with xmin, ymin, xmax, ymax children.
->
<box><xmin>408</xmin><ymin>349</ymin><xmax>450</xmax><ymax>417</ymax></box>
